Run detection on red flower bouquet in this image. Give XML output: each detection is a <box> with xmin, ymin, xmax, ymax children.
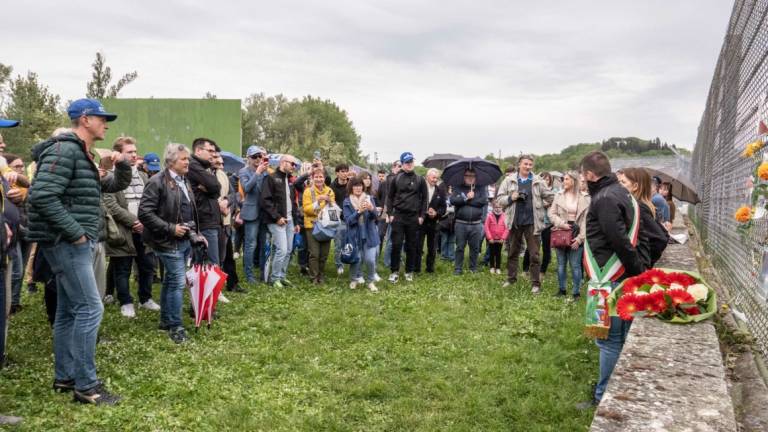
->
<box><xmin>608</xmin><ymin>268</ymin><xmax>717</xmax><ymax>323</ymax></box>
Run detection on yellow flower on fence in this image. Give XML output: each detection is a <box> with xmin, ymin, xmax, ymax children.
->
<box><xmin>743</xmin><ymin>139</ymin><xmax>764</xmax><ymax>157</ymax></box>
<box><xmin>759</xmin><ymin>162</ymin><xmax>768</xmax><ymax>181</ymax></box>
<box><xmin>735</xmin><ymin>205</ymin><xmax>752</xmax><ymax>223</ymax></box>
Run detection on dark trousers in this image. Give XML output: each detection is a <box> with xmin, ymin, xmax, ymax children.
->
<box><xmin>222</xmin><ymin>226</ymin><xmax>239</xmax><ymax>290</ymax></box>
<box><xmin>298</xmin><ymin>227</ymin><xmax>310</xmax><ymax>270</ymax></box>
<box><xmin>524</xmin><ymin>226</ymin><xmax>551</xmax><ymax>273</ymax></box>
<box><xmin>108</xmin><ymin>233</ymin><xmax>155</xmax><ymax>305</ymax></box>
<box><xmin>416</xmin><ymin>222</ymin><xmax>438</xmax><ymax>273</ymax></box>
<box><xmin>489</xmin><ymin>242</ymin><xmax>503</xmax><ymax>269</ymax></box>
<box><xmin>454</xmin><ymin>222</ymin><xmax>483</xmax><ymax>272</ymax></box>
<box><xmin>306</xmin><ymin>233</ymin><xmax>331</xmax><ymax>280</ymax></box>
<box><xmin>0</xmin><ymin>260</ymin><xmax>6</xmax><ymax>367</ymax></box>
<box><xmin>507</xmin><ymin>224</ymin><xmax>541</xmax><ymax>285</ymax></box>
<box><xmin>390</xmin><ymin>215</ymin><xmax>420</xmax><ymax>273</ymax></box>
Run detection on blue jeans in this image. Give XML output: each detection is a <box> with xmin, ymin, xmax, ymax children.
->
<box><xmin>350</xmin><ymin>243</ymin><xmax>378</xmax><ymax>283</ymax></box>
<box><xmin>594</xmin><ymin>315</ymin><xmax>632</xmax><ymax>402</ymax></box>
<box><xmin>9</xmin><ymin>242</ymin><xmax>22</xmax><ymax>306</ymax></box>
<box><xmin>201</xmin><ymin>227</ymin><xmax>220</xmax><ymax>266</ymax></box>
<box><xmin>155</xmin><ymin>241</ymin><xmax>191</xmax><ymax>329</ymax></box>
<box><xmin>243</xmin><ymin>220</ymin><xmax>260</xmax><ymax>282</ymax></box>
<box><xmin>555</xmin><ymin>246</ymin><xmax>583</xmax><ymax>295</ymax></box>
<box><xmin>441</xmin><ymin>231</ymin><xmax>456</xmax><ymax>260</ymax></box>
<box><xmin>334</xmin><ymin>223</ymin><xmax>348</xmax><ymax>269</ymax></box>
<box><xmin>268</xmin><ymin>220</ymin><xmax>294</xmax><ymax>282</ymax></box>
<box><xmin>43</xmin><ymin>239</ymin><xmax>103</xmax><ymax>391</ymax></box>
<box><xmin>454</xmin><ymin>222</ymin><xmax>483</xmax><ymax>272</ymax></box>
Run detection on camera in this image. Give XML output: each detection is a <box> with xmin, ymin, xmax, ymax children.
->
<box><xmin>181</xmin><ymin>221</ymin><xmax>206</xmax><ymax>244</ymax></box>
<box><xmin>517</xmin><ymin>191</ymin><xmax>528</xmax><ymax>202</ymax></box>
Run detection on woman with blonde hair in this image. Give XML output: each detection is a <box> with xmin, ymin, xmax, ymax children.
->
<box><xmin>548</xmin><ymin>171</ymin><xmax>590</xmax><ymax>299</ymax></box>
<box><xmin>617</xmin><ymin>168</ymin><xmax>668</xmax><ymax>268</ymax></box>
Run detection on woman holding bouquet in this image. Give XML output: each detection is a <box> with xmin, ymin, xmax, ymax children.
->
<box><xmin>548</xmin><ymin>171</ymin><xmax>590</xmax><ymax>299</ymax></box>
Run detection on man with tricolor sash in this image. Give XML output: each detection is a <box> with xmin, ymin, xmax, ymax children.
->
<box><xmin>578</xmin><ymin>151</ymin><xmax>645</xmax><ymax>408</ymax></box>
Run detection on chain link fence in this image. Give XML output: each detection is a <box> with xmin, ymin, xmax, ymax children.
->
<box><xmin>691</xmin><ymin>0</ymin><xmax>768</xmax><ymax>361</ymax></box>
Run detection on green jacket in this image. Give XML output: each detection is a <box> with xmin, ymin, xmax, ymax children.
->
<box><xmin>103</xmin><ymin>170</ymin><xmax>148</xmax><ymax>257</ymax></box>
<box><xmin>28</xmin><ymin>132</ymin><xmax>132</xmax><ymax>244</ymax></box>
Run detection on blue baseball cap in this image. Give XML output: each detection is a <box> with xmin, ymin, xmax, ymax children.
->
<box><xmin>143</xmin><ymin>152</ymin><xmax>161</xmax><ymax>171</ymax></box>
<box><xmin>246</xmin><ymin>145</ymin><xmax>267</xmax><ymax>157</ymax></box>
<box><xmin>400</xmin><ymin>152</ymin><xmax>415</xmax><ymax>164</ymax></box>
<box><xmin>67</xmin><ymin>98</ymin><xmax>117</xmax><ymax>122</ymax></box>
<box><xmin>0</xmin><ymin>119</ymin><xmax>19</xmax><ymax>128</ymax></box>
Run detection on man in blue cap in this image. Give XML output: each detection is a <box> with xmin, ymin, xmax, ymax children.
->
<box><xmin>0</xmin><ymin>117</ymin><xmax>21</xmax><ymax>426</ymax></box>
<box><xmin>142</xmin><ymin>152</ymin><xmax>161</xmax><ymax>176</ymax></box>
<box><xmin>28</xmin><ymin>98</ymin><xmax>131</xmax><ymax>405</ymax></box>
<box><xmin>238</xmin><ymin>145</ymin><xmax>270</xmax><ymax>283</ymax></box>
<box><xmin>385</xmin><ymin>151</ymin><xmax>428</xmax><ymax>283</ymax></box>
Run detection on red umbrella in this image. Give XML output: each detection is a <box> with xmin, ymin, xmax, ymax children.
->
<box><xmin>187</xmin><ymin>264</ymin><xmax>227</xmax><ymax>328</ymax></box>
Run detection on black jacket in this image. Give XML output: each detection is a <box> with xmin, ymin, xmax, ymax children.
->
<box><xmin>260</xmin><ymin>169</ymin><xmax>299</xmax><ymax>224</ymax></box>
<box><xmin>187</xmin><ymin>155</ymin><xmax>221</xmax><ymax>230</ymax></box>
<box><xmin>423</xmin><ymin>183</ymin><xmax>448</xmax><ymax>227</ymax></box>
<box><xmin>138</xmin><ymin>169</ymin><xmax>200</xmax><ymax>253</ymax></box>
<box><xmin>638</xmin><ymin>201</ymin><xmax>669</xmax><ymax>268</ymax></box>
<box><xmin>450</xmin><ymin>184</ymin><xmax>488</xmax><ymax>223</ymax></box>
<box><xmin>585</xmin><ymin>174</ymin><xmax>645</xmax><ymax>278</ymax></box>
<box><xmin>330</xmin><ymin>177</ymin><xmax>348</xmax><ymax>208</ymax></box>
<box><xmin>386</xmin><ymin>171</ymin><xmax>428</xmax><ymax>219</ymax></box>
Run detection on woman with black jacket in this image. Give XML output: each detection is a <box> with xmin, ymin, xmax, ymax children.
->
<box><xmin>617</xmin><ymin>168</ymin><xmax>669</xmax><ymax>268</ymax></box>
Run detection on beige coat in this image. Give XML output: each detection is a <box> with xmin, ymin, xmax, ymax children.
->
<box><xmin>495</xmin><ymin>173</ymin><xmax>554</xmax><ymax>235</ymax></box>
<box><xmin>547</xmin><ymin>191</ymin><xmax>590</xmax><ymax>244</ymax></box>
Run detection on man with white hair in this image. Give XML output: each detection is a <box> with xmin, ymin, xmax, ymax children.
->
<box><xmin>416</xmin><ymin>168</ymin><xmax>446</xmax><ymax>273</ymax></box>
<box><xmin>260</xmin><ymin>154</ymin><xmax>300</xmax><ymax>288</ymax></box>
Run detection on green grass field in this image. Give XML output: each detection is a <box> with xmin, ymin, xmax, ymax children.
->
<box><xmin>1</xmin><ymin>257</ymin><xmax>597</xmax><ymax>431</ymax></box>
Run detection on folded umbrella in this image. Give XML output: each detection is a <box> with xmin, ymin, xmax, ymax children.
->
<box><xmin>441</xmin><ymin>157</ymin><xmax>502</xmax><ymax>187</ymax></box>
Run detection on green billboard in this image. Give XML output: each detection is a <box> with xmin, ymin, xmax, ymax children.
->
<box><xmin>99</xmin><ymin>98</ymin><xmax>241</xmax><ymax>158</ymax></box>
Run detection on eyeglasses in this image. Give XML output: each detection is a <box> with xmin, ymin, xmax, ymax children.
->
<box><xmin>249</xmin><ymin>154</ymin><xmax>263</xmax><ymax>160</ymax></box>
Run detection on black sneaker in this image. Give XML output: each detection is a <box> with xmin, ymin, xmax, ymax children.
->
<box><xmin>168</xmin><ymin>327</ymin><xmax>188</xmax><ymax>344</ymax></box>
<box><xmin>27</xmin><ymin>283</ymin><xmax>38</xmax><ymax>294</ymax></box>
<box><xmin>158</xmin><ymin>322</ymin><xmax>173</xmax><ymax>331</ymax></box>
<box><xmin>53</xmin><ymin>379</ymin><xmax>75</xmax><ymax>393</ymax></box>
<box><xmin>73</xmin><ymin>383</ymin><xmax>121</xmax><ymax>406</ymax></box>
<box><xmin>227</xmin><ymin>284</ymin><xmax>247</xmax><ymax>293</ymax></box>
<box><xmin>9</xmin><ymin>305</ymin><xmax>22</xmax><ymax>315</ymax></box>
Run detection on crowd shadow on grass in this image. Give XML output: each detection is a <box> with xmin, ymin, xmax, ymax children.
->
<box><xmin>1</xmin><ymin>257</ymin><xmax>597</xmax><ymax>431</ymax></box>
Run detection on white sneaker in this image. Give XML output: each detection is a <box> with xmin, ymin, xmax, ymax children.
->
<box><xmin>373</xmin><ymin>273</ymin><xmax>382</xmax><ymax>283</ymax></box>
<box><xmin>368</xmin><ymin>282</ymin><xmax>379</xmax><ymax>293</ymax></box>
<box><xmin>218</xmin><ymin>294</ymin><xmax>231</xmax><ymax>304</ymax></box>
<box><xmin>355</xmin><ymin>277</ymin><xmax>365</xmax><ymax>284</ymax></box>
<box><xmin>140</xmin><ymin>299</ymin><xmax>161</xmax><ymax>311</ymax></box>
<box><xmin>103</xmin><ymin>294</ymin><xmax>114</xmax><ymax>304</ymax></box>
<box><xmin>349</xmin><ymin>281</ymin><xmax>359</xmax><ymax>289</ymax></box>
<box><xmin>531</xmin><ymin>285</ymin><xmax>541</xmax><ymax>295</ymax></box>
<box><xmin>388</xmin><ymin>273</ymin><xmax>399</xmax><ymax>283</ymax></box>
<box><xmin>337</xmin><ymin>266</ymin><xmax>344</xmax><ymax>275</ymax></box>
<box><xmin>490</xmin><ymin>269</ymin><xmax>495</xmax><ymax>275</ymax></box>
<box><xmin>120</xmin><ymin>303</ymin><xmax>136</xmax><ymax>318</ymax></box>
<box><xmin>233</xmin><ymin>252</ymin><xmax>240</xmax><ymax>260</ymax></box>
<box><xmin>405</xmin><ymin>273</ymin><xmax>414</xmax><ymax>282</ymax></box>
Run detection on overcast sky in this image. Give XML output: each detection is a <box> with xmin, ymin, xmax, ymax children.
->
<box><xmin>4</xmin><ymin>1</ymin><xmax>732</xmax><ymax>162</ymax></box>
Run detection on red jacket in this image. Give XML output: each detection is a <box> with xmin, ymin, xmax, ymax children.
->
<box><xmin>484</xmin><ymin>212</ymin><xmax>509</xmax><ymax>241</ymax></box>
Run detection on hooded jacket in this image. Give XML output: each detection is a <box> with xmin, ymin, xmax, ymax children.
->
<box><xmin>28</xmin><ymin>132</ymin><xmax>132</xmax><ymax>244</ymax></box>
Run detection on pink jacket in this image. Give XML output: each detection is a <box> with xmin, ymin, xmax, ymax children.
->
<box><xmin>484</xmin><ymin>212</ymin><xmax>509</xmax><ymax>241</ymax></box>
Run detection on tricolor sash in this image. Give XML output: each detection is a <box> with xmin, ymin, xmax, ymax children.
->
<box><xmin>583</xmin><ymin>196</ymin><xmax>640</xmax><ymax>339</ymax></box>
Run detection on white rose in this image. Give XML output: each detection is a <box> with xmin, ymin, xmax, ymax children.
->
<box><xmin>669</xmin><ymin>282</ymin><xmax>685</xmax><ymax>291</ymax></box>
<box><xmin>687</xmin><ymin>284</ymin><xmax>709</xmax><ymax>302</ymax></box>
<box><xmin>650</xmin><ymin>284</ymin><xmax>665</xmax><ymax>293</ymax></box>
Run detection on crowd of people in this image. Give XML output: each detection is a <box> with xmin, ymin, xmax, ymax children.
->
<box><xmin>0</xmin><ymin>99</ymin><xmax>675</xmax><ymax>413</ymax></box>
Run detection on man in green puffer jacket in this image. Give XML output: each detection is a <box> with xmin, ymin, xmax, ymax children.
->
<box><xmin>27</xmin><ymin>99</ymin><xmax>131</xmax><ymax>406</ymax></box>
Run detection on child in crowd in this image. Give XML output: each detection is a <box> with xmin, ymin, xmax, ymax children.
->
<box><xmin>484</xmin><ymin>199</ymin><xmax>508</xmax><ymax>274</ymax></box>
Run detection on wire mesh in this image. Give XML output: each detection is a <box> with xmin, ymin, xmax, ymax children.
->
<box><xmin>691</xmin><ymin>0</ymin><xmax>768</xmax><ymax>362</ymax></box>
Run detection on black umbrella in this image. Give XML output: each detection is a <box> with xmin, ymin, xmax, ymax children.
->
<box><xmin>441</xmin><ymin>157</ymin><xmax>502</xmax><ymax>187</ymax></box>
<box><xmin>422</xmin><ymin>153</ymin><xmax>464</xmax><ymax>170</ymax></box>
<box><xmin>221</xmin><ymin>151</ymin><xmax>245</xmax><ymax>174</ymax></box>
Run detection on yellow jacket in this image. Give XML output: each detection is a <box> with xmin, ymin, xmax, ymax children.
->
<box><xmin>302</xmin><ymin>184</ymin><xmax>335</xmax><ymax>229</ymax></box>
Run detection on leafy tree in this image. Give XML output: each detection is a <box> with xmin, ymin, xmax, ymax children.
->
<box><xmin>241</xmin><ymin>92</ymin><xmax>290</xmax><ymax>154</ymax></box>
<box><xmin>85</xmin><ymin>52</ymin><xmax>138</xmax><ymax>99</ymax></box>
<box><xmin>204</xmin><ymin>92</ymin><xmax>217</xmax><ymax>99</ymax></box>
<box><xmin>1</xmin><ymin>71</ymin><xmax>66</xmax><ymax>155</ymax></box>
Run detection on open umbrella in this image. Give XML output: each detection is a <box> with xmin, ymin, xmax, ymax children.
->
<box><xmin>642</xmin><ymin>167</ymin><xmax>701</xmax><ymax>204</ymax></box>
<box><xmin>422</xmin><ymin>153</ymin><xmax>463</xmax><ymax>170</ymax></box>
<box><xmin>441</xmin><ymin>157</ymin><xmax>502</xmax><ymax>187</ymax></box>
<box><xmin>221</xmin><ymin>151</ymin><xmax>245</xmax><ymax>174</ymax></box>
